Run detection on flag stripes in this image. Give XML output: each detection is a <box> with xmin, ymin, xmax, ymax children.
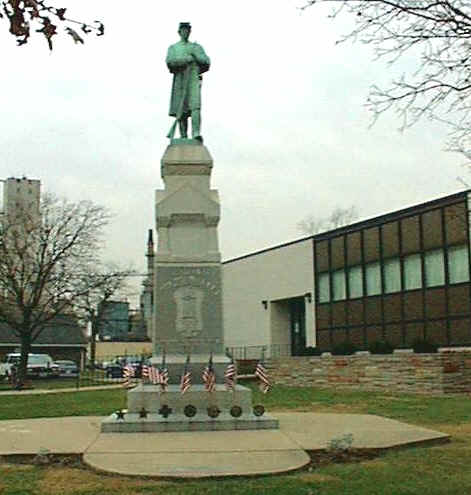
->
<box><xmin>148</xmin><ymin>365</ymin><xmax>161</xmax><ymax>385</ymax></box>
<box><xmin>122</xmin><ymin>364</ymin><xmax>135</xmax><ymax>388</ymax></box>
<box><xmin>255</xmin><ymin>361</ymin><xmax>270</xmax><ymax>393</ymax></box>
<box><xmin>180</xmin><ymin>356</ymin><xmax>192</xmax><ymax>395</ymax></box>
<box><xmin>202</xmin><ymin>354</ymin><xmax>216</xmax><ymax>393</ymax></box>
<box><xmin>224</xmin><ymin>360</ymin><xmax>237</xmax><ymax>391</ymax></box>
<box><xmin>159</xmin><ymin>366</ymin><xmax>169</xmax><ymax>392</ymax></box>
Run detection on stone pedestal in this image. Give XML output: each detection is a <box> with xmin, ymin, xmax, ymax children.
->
<box><xmin>153</xmin><ymin>140</ymin><xmax>226</xmax><ymax>375</ymax></box>
<box><xmin>100</xmin><ymin>139</ymin><xmax>278</xmax><ymax>434</ymax></box>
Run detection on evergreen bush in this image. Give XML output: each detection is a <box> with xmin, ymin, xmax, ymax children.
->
<box><xmin>331</xmin><ymin>341</ymin><xmax>358</xmax><ymax>356</ymax></box>
<box><xmin>412</xmin><ymin>338</ymin><xmax>438</xmax><ymax>354</ymax></box>
<box><xmin>368</xmin><ymin>340</ymin><xmax>394</xmax><ymax>354</ymax></box>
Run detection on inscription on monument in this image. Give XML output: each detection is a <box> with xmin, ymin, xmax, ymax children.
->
<box><xmin>174</xmin><ymin>286</ymin><xmax>204</xmax><ymax>337</ymax></box>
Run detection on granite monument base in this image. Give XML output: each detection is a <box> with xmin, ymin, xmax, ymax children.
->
<box><xmin>101</xmin><ymin>384</ymin><xmax>279</xmax><ymax>433</ymax></box>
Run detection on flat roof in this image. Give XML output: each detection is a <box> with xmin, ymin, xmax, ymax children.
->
<box><xmin>223</xmin><ymin>189</ymin><xmax>469</xmax><ymax>264</ymax></box>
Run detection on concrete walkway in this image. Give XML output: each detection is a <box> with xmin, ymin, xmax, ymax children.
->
<box><xmin>0</xmin><ymin>413</ymin><xmax>449</xmax><ymax>478</ymax></box>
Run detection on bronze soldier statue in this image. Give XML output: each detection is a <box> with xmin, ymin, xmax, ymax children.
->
<box><xmin>166</xmin><ymin>22</ymin><xmax>210</xmax><ymax>141</ymax></box>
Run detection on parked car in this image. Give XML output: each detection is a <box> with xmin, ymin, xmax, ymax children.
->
<box><xmin>104</xmin><ymin>356</ymin><xmax>149</xmax><ymax>379</ymax></box>
<box><xmin>0</xmin><ymin>353</ymin><xmax>60</xmax><ymax>379</ymax></box>
<box><xmin>105</xmin><ymin>363</ymin><xmax>124</xmax><ymax>378</ymax></box>
<box><xmin>55</xmin><ymin>360</ymin><xmax>79</xmax><ymax>378</ymax></box>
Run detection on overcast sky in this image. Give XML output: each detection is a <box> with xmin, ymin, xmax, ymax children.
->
<box><xmin>0</xmin><ymin>1</ymin><xmax>467</xmax><ymax>304</ymax></box>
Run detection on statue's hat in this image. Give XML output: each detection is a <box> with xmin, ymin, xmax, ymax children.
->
<box><xmin>179</xmin><ymin>22</ymin><xmax>191</xmax><ymax>29</ymax></box>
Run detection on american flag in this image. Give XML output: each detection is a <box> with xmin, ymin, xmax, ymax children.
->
<box><xmin>148</xmin><ymin>365</ymin><xmax>161</xmax><ymax>385</ymax></box>
<box><xmin>224</xmin><ymin>358</ymin><xmax>237</xmax><ymax>391</ymax></box>
<box><xmin>180</xmin><ymin>356</ymin><xmax>192</xmax><ymax>394</ymax></box>
<box><xmin>255</xmin><ymin>361</ymin><xmax>270</xmax><ymax>393</ymax></box>
<box><xmin>141</xmin><ymin>364</ymin><xmax>149</xmax><ymax>382</ymax></box>
<box><xmin>122</xmin><ymin>364</ymin><xmax>135</xmax><ymax>388</ymax></box>
<box><xmin>159</xmin><ymin>366</ymin><xmax>169</xmax><ymax>392</ymax></box>
<box><xmin>202</xmin><ymin>354</ymin><xmax>216</xmax><ymax>393</ymax></box>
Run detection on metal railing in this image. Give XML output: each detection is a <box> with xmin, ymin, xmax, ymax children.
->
<box><xmin>226</xmin><ymin>344</ymin><xmax>292</xmax><ymax>360</ymax></box>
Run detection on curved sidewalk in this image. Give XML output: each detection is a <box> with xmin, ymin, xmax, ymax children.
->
<box><xmin>0</xmin><ymin>412</ymin><xmax>449</xmax><ymax>478</ymax></box>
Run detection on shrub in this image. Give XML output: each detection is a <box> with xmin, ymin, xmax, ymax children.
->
<box><xmin>368</xmin><ymin>340</ymin><xmax>394</xmax><ymax>354</ymax></box>
<box><xmin>331</xmin><ymin>341</ymin><xmax>358</xmax><ymax>356</ymax></box>
<box><xmin>412</xmin><ymin>338</ymin><xmax>438</xmax><ymax>354</ymax></box>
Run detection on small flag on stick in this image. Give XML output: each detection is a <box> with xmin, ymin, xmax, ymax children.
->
<box><xmin>148</xmin><ymin>365</ymin><xmax>161</xmax><ymax>385</ymax></box>
<box><xmin>255</xmin><ymin>361</ymin><xmax>270</xmax><ymax>394</ymax></box>
<box><xmin>224</xmin><ymin>358</ymin><xmax>237</xmax><ymax>391</ymax></box>
<box><xmin>180</xmin><ymin>355</ymin><xmax>192</xmax><ymax>394</ymax></box>
<box><xmin>202</xmin><ymin>353</ymin><xmax>216</xmax><ymax>393</ymax></box>
<box><xmin>159</xmin><ymin>350</ymin><xmax>169</xmax><ymax>393</ymax></box>
<box><xmin>123</xmin><ymin>364</ymin><xmax>135</xmax><ymax>388</ymax></box>
<box><xmin>141</xmin><ymin>364</ymin><xmax>149</xmax><ymax>382</ymax></box>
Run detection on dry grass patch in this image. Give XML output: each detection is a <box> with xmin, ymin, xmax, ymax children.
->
<box><xmin>297</xmin><ymin>472</ymin><xmax>340</xmax><ymax>483</ymax></box>
<box><xmin>273</xmin><ymin>403</ymin><xmax>362</xmax><ymax>414</ymax></box>
<box><xmin>37</xmin><ymin>467</ymin><xmax>171</xmax><ymax>495</ymax></box>
<box><xmin>0</xmin><ymin>463</ymin><xmax>35</xmax><ymax>472</ymax></box>
<box><xmin>358</xmin><ymin>459</ymin><xmax>389</xmax><ymax>469</ymax></box>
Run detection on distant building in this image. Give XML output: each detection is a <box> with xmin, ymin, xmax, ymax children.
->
<box><xmin>2</xmin><ymin>176</ymin><xmax>40</xmax><ymax>222</ymax></box>
<box><xmin>0</xmin><ymin>314</ymin><xmax>88</xmax><ymax>369</ymax></box>
<box><xmin>128</xmin><ymin>309</ymin><xmax>149</xmax><ymax>341</ymax></box>
<box><xmin>97</xmin><ymin>300</ymin><xmax>130</xmax><ymax>341</ymax></box>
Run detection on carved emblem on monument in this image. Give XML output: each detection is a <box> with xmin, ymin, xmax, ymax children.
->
<box><xmin>174</xmin><ymin>286</ymin><xmax>204</xmax><ymax>337</ymax></box>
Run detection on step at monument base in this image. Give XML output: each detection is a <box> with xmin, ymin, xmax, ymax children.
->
<box><xmin>101</xmin><ymin>383</ymin><xmax>279</xmax><ymax>432</ymax></box>
<box><xmin>101</xmin><ymin>412</ymin><xmax>279</xmax><ymax>433</ymax></box>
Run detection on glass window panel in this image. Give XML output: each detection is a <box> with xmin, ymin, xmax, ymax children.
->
<box><xmin>332</xmin><ymin>269</ymin><xmax>346</xmax><ymax>301</ymax></box>
<box><xmin>384</xmin><ymin>258</ymin><xmax>401</xmax><ymax>293</ymax></box>
<box><xmin>448</xmin><ymin>245</ymin><xmax>470</xmax><ymax>284</ymax></box>
<box><xmin>366</xmin><ymin>262</ymin><xmax>381</xmax><ymax>296</ymax></box>
<box><xmin>348</xmin><ymin>265</ymin><xmax>363</xmax><ymax>299</ymax></box>
<box><xmin>404</xmin><ymin>254</ymin><xmax>422</xmax><ymax>290</ymax></box>
<box><xmin>425</xmin><ymin>249</ymin><xmax>445</xmax><ymax>287</ymax></box>
<box><xmin>318</xmin><ymin>273</ymin><xmax>330</xmax><ymax>303</ymax></box>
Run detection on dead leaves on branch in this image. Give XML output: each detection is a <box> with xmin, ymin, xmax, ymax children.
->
<box><xmin>1</xmin><ymin>0</ymin><xmax>104</xmax><ymax>49</ymax></box>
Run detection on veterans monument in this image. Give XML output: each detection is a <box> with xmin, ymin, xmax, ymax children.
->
<box><xmin>102</xmin><ymin>23</ymin><xmax>278</xmax><ymax>432</ymax></box>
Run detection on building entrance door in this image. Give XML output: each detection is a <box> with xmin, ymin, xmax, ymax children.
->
<box><xmin>289</xmin><ymin>297</ymin><xmax>306</xmax><ymax>356</ymax></box>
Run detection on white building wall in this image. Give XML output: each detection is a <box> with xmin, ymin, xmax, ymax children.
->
<box><xmin>223</xmin><ymin>238</ymin><xmax>315</xmax><ymax>352</ymax></box>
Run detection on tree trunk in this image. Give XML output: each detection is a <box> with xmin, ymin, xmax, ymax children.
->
<box><xmin>90</xmin><ymin>317</ymin><xmax>98</xmax><ymax>369</ymax></box>
<box><xmin>17</xmin><ymin>334</ymin><xmax>32</xmax><ymax>389</ymax></box>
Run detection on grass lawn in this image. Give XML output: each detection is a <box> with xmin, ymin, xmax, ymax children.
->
<box><xmin>1</xmin><ymin>384</ymin><xmax>471</xmax><ymax>494</ymax></box>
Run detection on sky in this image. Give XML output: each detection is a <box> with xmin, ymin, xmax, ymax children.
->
<box><xmin>0</xmin><ymin>1</ymin><xmax>468</xmax><ymax>305</ymax></box>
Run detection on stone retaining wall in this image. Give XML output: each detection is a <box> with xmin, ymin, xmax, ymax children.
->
<box><xmin>267</xmin><ymin>351</ymin><xmax>471</xmax><ymax>395</ymax></box>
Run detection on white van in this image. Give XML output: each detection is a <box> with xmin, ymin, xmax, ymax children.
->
<box><xmin>0</xmin><ymin>353</ymin><xmax>60</xmax><ymax>379</ymax></box>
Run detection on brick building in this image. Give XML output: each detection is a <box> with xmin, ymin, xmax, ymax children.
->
<box><xmin>223</xmin><ymin>190</ymin><xmax>471</xmax><ymax>355</ymax></box>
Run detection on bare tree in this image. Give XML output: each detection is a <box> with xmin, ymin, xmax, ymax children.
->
<box><xmin>302</xmin><ymin>1</ymin><xmax>471</xmax><ymax>159</ymax></box>
<box><xmin>1</xmin><ymin>0</ymin><xmax>104</xmax><ymax>49</ymax></box>
<box><xmin>297</xmin><ymin>205</ymin><xmax>358</xmax><ymax>235</ymax></box>
<box><xmin>73</xmin><ymin>264</ymin><xmax>133</xmax><ymax>369</ymax></box>
<box><xmin>0</xmin><ymin>193</ymin><xmax>122</xmax><ymax>386</ymax></box>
